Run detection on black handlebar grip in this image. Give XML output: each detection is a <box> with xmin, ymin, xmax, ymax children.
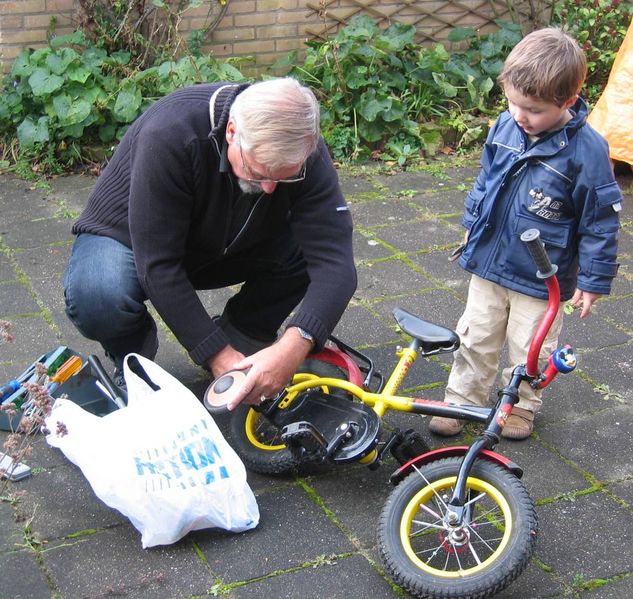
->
<box><xmin>520</xmin><ymin>229</ymin><xmax>558</xmax><ymax>279</ymax></box>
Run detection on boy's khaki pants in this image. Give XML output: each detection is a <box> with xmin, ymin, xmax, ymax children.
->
<box><xmin>445</xmin><ymin>275</ymin><xmax>565</xmax><ymax>413</ymax></box>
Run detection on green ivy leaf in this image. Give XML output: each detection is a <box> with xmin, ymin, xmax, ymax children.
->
<box><xmin>98</xmin><ymin>123</ymin><xmax>116</xmax><ymax>143</ymax></box>
<box><xmin>431</xmin><ymin>72</ymin><xmax>457</xmax><ymax>98</ymax></box>
<box><xmin>381</xmin><ymin>98</ymin><xmax>405</xmax><ymax>122</ymax></box>
<box><xmin>28</xmin><ymin>68</ymin><xmax>64</xmax><ymax>96</ymax></box>
<box><xmin>64</xmin><ymin>99</ymin><xmax>91</xmax><ymax>126</ymax></box>
<box><xmin>358</xmin><ymin>88</ymin><xmax>392</xmax><ymax>121</ymax></box>
<box><xmin>17</xmin><ymin>116</ymin><xmax>50</xmax><ymax>148</ymax></box>
<box><xmin>67</xmin><ymin>64</ymin><xmax>92</xmax><ymax>84</ymax></box>
<box><xmin>110</xmin><ymin>50</ymin><xmax>131</xmax><ymax>65</ymax></box>
<box><xmin>49</xmin><ymin>31</ymin><xmax>87</xmax><ymax>48</ymax></box>
<box><xmin>61</xmin><ymin>122</ymin><xmax>85</xmax><ymax>139</ymax></box>
<box><xmin>52</xmin><ymin>94</ymin><xmax>72</xmax><ymax>120</ymax></box>
<box><xmin>448</xmin><ymin>27</ymin><xmax>477</xmax><ymax>43</ymax></box>
<box><xmin>11</xmin><ymin>51</ymin><xmax>33</xmax><ymax>77</ymax></box>
<box><xmin>358</xmin><ymin>119</ymin><xmax>384</xmax><ymax>143</ymax></box>
<box><xmin>83</xmin><ymin>47</ymin><xmax>108</xmax><ymax>70</ymax></box>
<box><xmin>113</xmin><ymin>86</ymin><xmax>142</xmax><ymax>123</ymax></box>
<box><xmin>380</xmin><ymin>22</ymin><xmax>415</xmax><ymax>52</ymax></box>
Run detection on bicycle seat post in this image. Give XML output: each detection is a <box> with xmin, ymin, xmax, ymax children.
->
<box><xmin>382</xmin><ymin>339</ymin><xmax>420</xmax><ymax>400</ymax></box>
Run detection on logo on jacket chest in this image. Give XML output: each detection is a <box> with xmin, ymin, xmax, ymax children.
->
<box><xmin>527</xmin><ymin>188</ymin><xmax>563</xmax><ymax>221</ymax></box>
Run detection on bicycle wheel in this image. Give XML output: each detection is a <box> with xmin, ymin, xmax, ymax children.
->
<box><xmin>229</xmin><ymin>403</ymin><xmax>299</xmax><ymax>475</ymax></box>
<box><xmin>378</xmin><ymin>457</ymin><xmax>537</xmax><ymax>599</ymax></box>
<box><xmin>228</xmin><ymin>360</ymin><xmax>349</xmax><ymax>475</ymax></box>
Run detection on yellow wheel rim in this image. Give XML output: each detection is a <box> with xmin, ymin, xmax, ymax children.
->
<box><xmin>400</xmin><ymin>475</ymin><xmax>513</xmax><ymax>578</ymax></box>
<box><xmin>244</xmin><ymin>408</ymin><xmax>286</xmax><ymax>451</ymax></box>
<box><xmin>242</xmin><ymin>371</ymin><xmax>345</xmax><ymax>452</ymax></box>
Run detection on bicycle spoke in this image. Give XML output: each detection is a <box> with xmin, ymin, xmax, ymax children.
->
<box><xmin>410</xmin><ymin>519</ymin><xmax>445</xmax><ymax>534</ymax></box>
<box><xmin>418</xmin><ymin>502</ymin><xmax>443</xmax><ymax>521</ymax></box>
<box><xmin>412</xmin><ymin>464</ymin><xmax>451</xmax><ymax>511</ymax></box>
<box><xmin>466</xmin><ymin>539</ymin><xmax>483</xmax><ymax>565</ymax></box>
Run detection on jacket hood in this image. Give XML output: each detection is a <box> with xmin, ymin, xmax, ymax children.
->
<box><xmin>567</xmin><ymin>96</ymin><xmax>588</xmax><ymax>132</ymax></box>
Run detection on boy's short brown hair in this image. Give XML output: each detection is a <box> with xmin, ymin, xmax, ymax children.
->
<box><xmin>498</xmin><ymin>28</ymin><xmax>587</xmax><ymax>106</ymax></box>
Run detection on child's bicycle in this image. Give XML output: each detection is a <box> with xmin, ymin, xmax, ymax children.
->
<box><xmin>208</xmin><ymin>229</ymin><xmax>577</xmax><ymax>599</ymax></box>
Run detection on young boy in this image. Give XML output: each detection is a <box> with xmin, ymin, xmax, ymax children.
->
<box><xmin>429</xmin><ymin>28</ymin><xmax>622</xmax><ymax>440</ymax></box>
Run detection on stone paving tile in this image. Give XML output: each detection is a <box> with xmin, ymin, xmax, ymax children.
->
<box><xmin>231</xmin><ymin>554</ymin><xmax>399</xmax><ymax>599</ymax></box>
<box><xmin>1</xmin><ymin>162</ymin><xmax>632</xmax><ymax>599</ymax></box>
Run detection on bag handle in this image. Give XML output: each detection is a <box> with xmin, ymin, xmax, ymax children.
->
<box><xmin>122</xmin><ymin>354</ymin><xmax>201</xmax><ymax>410</ymax></box>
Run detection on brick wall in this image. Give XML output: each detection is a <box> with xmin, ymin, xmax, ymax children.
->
<box><xmin>0</xmin><ymin>0</ymin><xmax>77</xmax><ymax>72</ymax></box>
<box><xmin>1</xmin><ymin>1</ymin><xmax>530</xmax><ymax>75</ymax></box>
<box><xmin>0</xmin><ymin>0</ymin><xmax>324</xmax><ymax>74</ymax></box>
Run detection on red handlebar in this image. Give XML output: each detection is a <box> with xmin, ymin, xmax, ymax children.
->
<box><xmin>526</xmin><ymin>275</ymin><xmax>560</xmax><ymax>384</ymax></box>
<box><xmin>521</xmin><ymin>229</ymin><xmax>562</xmax><ymax>386</ymax></box>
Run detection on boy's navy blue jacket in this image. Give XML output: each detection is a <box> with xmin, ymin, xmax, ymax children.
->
<box><xmin>459</xmin><ymin>97</ymin><xmax>621</xmax><ymax>301</ymax></box>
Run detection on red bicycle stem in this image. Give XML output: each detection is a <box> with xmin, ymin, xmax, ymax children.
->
<box><xmin>526</xmin><ymin>274</ymin><xmax>561</xmax><ymax>383</ymax></box>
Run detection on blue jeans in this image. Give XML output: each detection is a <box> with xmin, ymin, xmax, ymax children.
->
<box><xmin>63</xmin><ymin>233</ymin><xmax>309</xmax><ymax>368</ymax></box>
<box><xmin>63</xmin><ymin>234</ymin><xmax>158</xmax><ymax>369</ymax></box>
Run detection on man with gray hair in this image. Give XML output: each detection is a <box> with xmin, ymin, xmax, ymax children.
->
<box><xmin>63</xmin><ymin>78</ymin><xmax>356</xmax><ymax>407</ymax></box>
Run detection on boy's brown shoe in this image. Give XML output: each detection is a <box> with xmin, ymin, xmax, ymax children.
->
<box><xmin>428</xmin><ymin>416</ymin><xmax>465</xmax><ymax>437</ymax></box>
<box><xmin>501</xmin><ymin>407</ymin><xmax>534</xmax><ymax>440</ymax></box>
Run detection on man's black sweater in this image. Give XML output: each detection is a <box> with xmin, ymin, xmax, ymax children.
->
<box><xmin>73</xmin><ymin>83</ymin><xmax>356</xmax><ymax>365</ymax></box>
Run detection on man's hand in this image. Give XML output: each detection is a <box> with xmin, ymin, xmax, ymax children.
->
<box><xmin>207</xmin><ymin>345</ymin><xmax>246</xmax><ymax>378</ymax></box>
<box><xmin>225</xmin><ymin>327</ymin><xmax>314</xmax><ymax>410</ymax></box>
<box><xmin>570</xmin><ymin>289</ymin><xmax>601</xmax><ymax>319</ymax></box>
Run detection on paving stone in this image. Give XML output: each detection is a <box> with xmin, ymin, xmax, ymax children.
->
<box><xmin>231</xmin><ymin>553</ymin><xmax>399</xmax><ymax>599</ymax></box>
<box><xmin>535</xmin><ymin>491</ymin><xmax>633</xmax><ymax>586</ymax></box>
<box><xmin>581</xmin><ymin>575</ymin><xmax>633</xmax><ymax>599</ymax></box>
<box><xmin>538</xmin><ymin>403</ymin><xmax>633</xmax><ymax>481</ymax></box>
<box><xmin>193</xmin><ymin>484</ymin><xmax>354</xmax><ymax>583</ymax></box>
<box><xmin>43</xmin><ymin>526</ymin><xmax>216</xmax><ymax>599</ymax></box>
<box><xmin>0</xmin><ymin>164</ymin><xmax>631</xmax><ymax>599</ymax></box>
<box><xmin>356</xmin><ymin>259</ymin><xmax>437</xmax><ymax>300</ymax></box>
<box><xmin>0</xmin><ymin>548</ymin><xmax>52</xmax><ymax>599</ymax></box>
<box><xmin>373</xmin><ymin>218</ymin><xmax>461</xmax><ymax>253</ymax></box>
<box><xmin>0</xmin><ymin>281</ymin><xmax>41</xmax><ymax>316</ymax></box>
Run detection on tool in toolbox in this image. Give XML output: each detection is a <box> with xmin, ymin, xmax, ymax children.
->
<box><xmin>0</xmin><ymin>347</ymin><xmax>123</xmax><ymax>431</ymax></box>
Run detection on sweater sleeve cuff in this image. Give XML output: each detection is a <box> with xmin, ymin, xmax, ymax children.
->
<box><xmin>287</xmin><ymin>314</ymin><xmax>329</xmax><ymax>352</ymax></box>
<box><xmin>189</xmin><ymin>328</ymin><xmax>230</xmax><ymax>366</ymax></box>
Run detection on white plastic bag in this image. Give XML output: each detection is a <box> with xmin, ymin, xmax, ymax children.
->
<box><xmin>45</xmin><ymin>354</ymin><xmax>259</xmax><ymax>548</ymax></box>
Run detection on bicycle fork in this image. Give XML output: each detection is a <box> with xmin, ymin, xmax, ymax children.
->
<box><xmin>445</xmin><ymin>367</ymin><xmax>526</xmax><ymax>524</ymax></box>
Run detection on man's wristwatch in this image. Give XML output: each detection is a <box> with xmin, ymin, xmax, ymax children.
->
<box><xmin>294</xmin><ymin>327</ymin><xmax>315</xmax><ymax>345</ymax></box>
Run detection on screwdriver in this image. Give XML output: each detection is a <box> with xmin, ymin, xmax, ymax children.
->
<box><xmin>47</xmin><ymin>355</ymin><xmax>84</xmax><ymax>394</ymax></box>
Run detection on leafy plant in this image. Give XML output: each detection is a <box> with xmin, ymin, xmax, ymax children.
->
<box><xmin>290</xmin><ymin>15</ymin><xmax>515</xmax><ymax>163</ymax></box>
<box><xmin>0</xmin><ymin>30</ymin><xmax>250</xmax><ymax>172</ymax></box>
<box><xmin>552</xmin><ymin>0</ymin><xmax>632</xmax><ymax>103</ymax></box>
<box><xmin>444</xmin><ymin>20</ymin><xmax>523</xmax><ymax>110</ymax></box>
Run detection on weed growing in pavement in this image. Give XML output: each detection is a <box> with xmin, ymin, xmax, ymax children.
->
<box><xmin>0</xmin><ymin>320</ymin><xmax>59</xmax><ymax>497</ymax></box>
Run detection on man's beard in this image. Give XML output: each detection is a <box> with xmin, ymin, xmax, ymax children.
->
<box><xmin>237</xmin><ymin>178</ymin><xmax>263</xmax><ymax>195</ymax></box>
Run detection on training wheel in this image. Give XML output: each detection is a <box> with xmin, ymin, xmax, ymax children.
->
<box><xmin>204</xmin><ymin>369</ymin><xmax>248</xmax><ymax>414</ymax></box>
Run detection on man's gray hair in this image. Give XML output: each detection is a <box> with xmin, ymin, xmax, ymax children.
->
<box><xmin>229</xmin><ymin>78</ymin><xmax>320</xmax><ymax>170</ymax></box>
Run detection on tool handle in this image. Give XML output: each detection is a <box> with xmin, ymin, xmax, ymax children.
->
<box><xmin>87</xmin><ymin>355</ymin><xmax>127</xmax><ymax>407</ymax></box>
<box><xmin>0</xmin><ymin>380</ymin><xmax>21</xmax><ymax>400</ymax></box>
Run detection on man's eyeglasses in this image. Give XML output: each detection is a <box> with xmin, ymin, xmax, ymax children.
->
<box><xmin>238</xmin><ymin>141</ymin><xmax>306</xmax><ymax>184</ymax></box>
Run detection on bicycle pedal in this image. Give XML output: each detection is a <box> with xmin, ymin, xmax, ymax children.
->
<box><xmin>390</xmin><ymin>429</ymin><xmax>431</xmax><ymax>465</ymax></box>
<box><xmin>281</xmin><ymin>421</ymin><xmax>328</xmax><ymax>460</ymax></box>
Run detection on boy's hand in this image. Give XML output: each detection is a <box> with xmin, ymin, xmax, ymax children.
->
<box><xmin>570</xmin><ymin>289</ymin><xmax>601</xmax><ymax>319</ymax></box>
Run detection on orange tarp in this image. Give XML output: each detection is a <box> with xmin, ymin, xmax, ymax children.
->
<box><xmin>587</xmin><ymin>19</ymin><xmax>633</xmax><ymax>166</ymax></box>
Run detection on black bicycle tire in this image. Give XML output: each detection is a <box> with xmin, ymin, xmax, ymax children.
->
<box><xmin>229</xmin><ymin>403</ymin><xmax>299</xmax><ymax>475</ymax></box>
<box><xmin>378</xmin><ymin>457</ymin><xmax>537</xmax><ymax>599</ymax></box>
